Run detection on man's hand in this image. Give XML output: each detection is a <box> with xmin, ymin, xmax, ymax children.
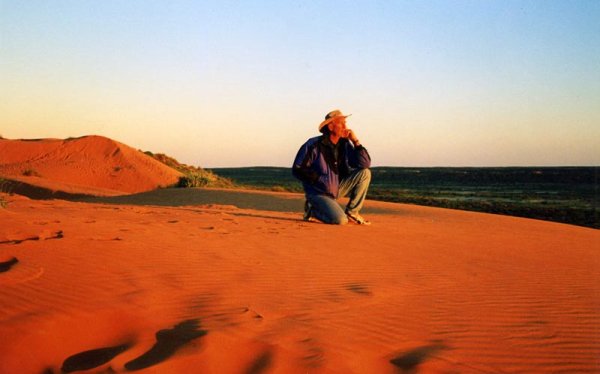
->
<box><xmin>344</xmin><ymin>129</ymin><xmax>361</xmax><ymax>146</ymax></box>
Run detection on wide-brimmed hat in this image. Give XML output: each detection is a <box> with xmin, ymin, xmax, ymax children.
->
<box><xmin>318</xmin><ymin>110</ymin><xmax>351</xmax><ymax>132</ymax></box>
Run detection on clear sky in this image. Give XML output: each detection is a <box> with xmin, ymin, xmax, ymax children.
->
<box><xmin>1</xmin><ymin>0</ymin><xmax>599</xmax><ymax>167</ymax></box>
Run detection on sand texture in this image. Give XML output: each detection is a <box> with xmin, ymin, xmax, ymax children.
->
<box><xmin>1</xmin><ymin>191</ymin><xmax>598</xmax><ymax>373</ymax></box>
<box><xmin>1</xmin><ymin>136</ymin><xmax>599</xmax><ymax>373</ymax></box>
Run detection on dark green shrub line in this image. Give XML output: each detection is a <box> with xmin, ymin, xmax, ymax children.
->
<box><xmin>367</xmin><ymin>191</ymin><xmax>599</xmax><ymax>229</ymax></box>
<box><xmin>208</xmin><ymin>167</ymin><xmax>598</xmax><ymax>229</ymax></box>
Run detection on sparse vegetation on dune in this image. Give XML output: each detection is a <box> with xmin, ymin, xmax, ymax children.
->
<box><xmin>143</xmin><ymin>151</ymin><xmax>233</xmax><ymax>189</ymax></box>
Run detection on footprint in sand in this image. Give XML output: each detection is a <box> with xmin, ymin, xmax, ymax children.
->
<box><xmin>245</xmin><ymin>350</ymin><xmax>273</xmax><ymax>374</ymax></box>
<box><xmin>0</xmin><ymin>230</ymin><xmax>64</xmax><ymax>245</ymax></box>
<box><xmin>0</xmin><ymin>236</ymin><xmax>38</xmax><ymax>245</ymax></box>
<box><xmin>298</xmin><ymin>338</ymin><xmax>325</xmax><ymax>368</ymax></box>
<box><xmin>0</xmin><ymin>261</ymin><xmax>44</xmax><ymax>285</ymax></box>
<box><xmin>124</xmin><ymin>319</ymin><xmax>207</xmax><ymax>371</ymax></box>
<box><xmin>389</xmin><ymin>342</ymin><xmax>448</xmax><ymax>372</ymax></box>
<box><xmin>61</xmin><ymin>343</ymin><xmax>132</xmax><ymax>373</ymax></box>
<box><xmin>39</xmin><ymin>230</ymin><xmax>64</xmax><ymax>240</ymax></box>
<box><xmin>0</xmin><ymin>257</ymin><xmax>19</xmax><ymax>273</ymax></box>
<box><xmin>344</xmin><ymin>283</ymin><xmax>372</xmax><ymax>296</ymax></box>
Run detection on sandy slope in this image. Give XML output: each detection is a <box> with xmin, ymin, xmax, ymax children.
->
<box><xmin>1</xmin><ymin>190</ymin><xmax>598</xmax><ymax>373</ymax></box>
<box><xmin>0</xmin><ymin>136</ymin><xmax>182</xmax><ymax>196</ymax></box>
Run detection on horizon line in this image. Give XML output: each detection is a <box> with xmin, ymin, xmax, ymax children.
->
<box><xmin>206</xmin><ymin>165</ymin><xmax>600</xmax><ymax>169</ymax></box>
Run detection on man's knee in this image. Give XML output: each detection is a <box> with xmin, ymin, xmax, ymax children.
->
<box><xmin>357</xmin><ymin>168</ymin><xmax>371</xmax><ymax>183</ymax></box>
<box><xmin>323</xmin><ymin>210</ymin><xmax>348</xmax><ymax>225</ymax></box>
<box><xmin>330</xmin><ymin>214</ymin><xmax>349</xmax><ymax>225</ymax></box>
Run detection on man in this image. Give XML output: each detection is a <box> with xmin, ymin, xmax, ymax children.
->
<box><xmin>292</xmin><ymin>109</ymin><xmax>372</xmax><ymax>225</ymax></box>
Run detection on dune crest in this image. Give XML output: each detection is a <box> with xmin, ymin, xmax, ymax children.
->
<box><xmin>0</xmin><ymin>135</ymin><xmax>182</xmax><ymax>196</ymax></box>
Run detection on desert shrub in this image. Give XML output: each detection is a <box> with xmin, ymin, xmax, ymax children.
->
<box><xmin>178</xmin><ymin>174</ymin><xmax>211</xmax><ymax>188</ymax></box>
<box><xmin>142</xmin><ymin>150</ymin><xmax>233</xmax><ymax>189</ymax></box>
<box><xmin>22</xmin><ymin>169</ymin><xmax>41</xmax><ymax>177</ymax></box>
<box><xmin>139</xmin><ymin>149</ymin><xmax>234</xmax><ymax>189</ymax></box>
<box><xmin>177</xmin><ymin>169</ymin><xmax>234</xmax><ymax>188</ymax></box>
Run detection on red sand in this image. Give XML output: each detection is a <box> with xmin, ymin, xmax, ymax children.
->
<box><xmin>0</xmin><ymin>136</ymin><xmax>182</xmax><ymax>196</ymax></box>
<box><xmin>1</xmin><ymin>137</ymin><xmax>599</xmax><ymax>373</ymax></box>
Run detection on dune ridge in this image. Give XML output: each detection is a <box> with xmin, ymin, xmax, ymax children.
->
<box><xmin>0</xmin><ymin>135</ymin><xmax>182</xmax><ymax>196</ymax></box>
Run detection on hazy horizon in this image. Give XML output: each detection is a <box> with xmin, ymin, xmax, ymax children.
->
<box><xmin>208</xmin><ymin>165</ymin><xmax>599</xmax><ymax>169</ymax></box>
<box><xmin>2</xmin><ymin>1</ymin><xmax>599</xmax><ymax>168</ymax></box>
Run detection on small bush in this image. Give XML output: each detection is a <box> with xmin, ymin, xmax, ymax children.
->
<box><xmin>142</xmin><ymin>150</ymin><xmax>233</xmax><ymax>189</ymax></box>
<box><xmin>178</xmin><ymin>174</ymin><xmax>211</xmax><ymax>188</ymax></box>
<box><xmin>22</xmin><ymin>169</ymin><xmax>41</xmax><ymax>177</ymax></box>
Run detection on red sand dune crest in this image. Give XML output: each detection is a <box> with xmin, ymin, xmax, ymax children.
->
<box><xmin>0</xmin><ymin>136</ymin><xmax>182</xmax><ymax>196</ymax></box>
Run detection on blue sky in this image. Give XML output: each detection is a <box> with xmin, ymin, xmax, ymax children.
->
<box><xmin>1</xmin><ymin>0</ymin><xmax>598</xmax><ymax>166</ymax></box>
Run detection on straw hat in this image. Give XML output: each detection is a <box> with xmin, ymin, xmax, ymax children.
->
<box><xmin>318</xmin><ymin>110</ymin><xmax>351</xmax><ymax>132</ymax></box>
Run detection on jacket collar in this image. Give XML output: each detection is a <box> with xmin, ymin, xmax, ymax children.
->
<box><xmin>320</xmin><ymin>134</ymin><xmax>346</xmax><ymax>148</ymax></box>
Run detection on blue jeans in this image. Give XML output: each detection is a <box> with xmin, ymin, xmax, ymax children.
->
<box><xmin>306</xmin><ymin>168</ymin><xmax>371</xmax><ymax>225</ymax></box>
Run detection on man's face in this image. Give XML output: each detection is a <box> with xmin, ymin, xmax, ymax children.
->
<box><xmin>328</xmin><ymin>117</ymin><xmax>347</xmax><ymax>137</ymax></box>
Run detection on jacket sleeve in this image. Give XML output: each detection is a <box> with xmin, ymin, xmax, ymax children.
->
<box><xmin>348</xmin><ymin>143</ymin><xmax>371</xmax><ymax>169</ymax></box>
<box><xmin>292</xmin><ymin>141</ymin><xmax>319</xmax><ymax>184</ymax></box>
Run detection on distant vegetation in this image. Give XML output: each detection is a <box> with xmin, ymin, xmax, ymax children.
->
<box><xmin>143</xmin><ymin>151</ymin><xmax>233</xmax><ymax>189</ymax></box>
<box><xmin>210</xmin><ymin>167</ymin><xmax>599</xmax><ymax>229</ymax></box>
<box><xmin>137</xmin><ymin>150</ymin><xmax>600</xmax><ymax>229</ymax></box>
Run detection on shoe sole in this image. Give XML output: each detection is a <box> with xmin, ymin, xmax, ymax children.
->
<box><xmin>347</xmin><ymin>215</ymin><xmax>371</xmax><ymax>225</ymax></box>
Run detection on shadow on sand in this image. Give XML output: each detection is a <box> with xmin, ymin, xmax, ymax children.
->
<box><xmin>124</xmin><ymin>319</ymin><xmax>207</xmax><ymax>371</ymax></box>
<box><xmin>77</xmin><ymin>188</ymin><xmax>396</xmax><ymax>215</ymax></box>
<box><xmin>0</xmin><ymin>179</ymin><xmax>95</xmax><ymax>200</ymax></box>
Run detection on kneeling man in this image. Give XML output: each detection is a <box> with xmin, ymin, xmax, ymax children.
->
<box><xmin>292</xmin><ymin>109</ymin><xmax>372</xmax><ymax>225</ymax></box>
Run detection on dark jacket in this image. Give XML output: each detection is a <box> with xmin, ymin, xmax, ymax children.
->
<box><xmin>292</xmin><ymin>135</ymin><xmax>371</xmax><ymax>198</ymax></box>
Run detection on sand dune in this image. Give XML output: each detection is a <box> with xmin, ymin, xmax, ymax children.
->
<box><xmin>1</xmin><ymin>136</ymin><xmax>599</xmax><ymax>372</ymax></box>
<box><xmin>1</xmin><ymin>190</ymin><xmax>598</xmax><ymax>373</ymax></box>
<box><xmin>0</xmin><ymin>136</ymin><xmax>182</xmax><ymax>196</ymax></box>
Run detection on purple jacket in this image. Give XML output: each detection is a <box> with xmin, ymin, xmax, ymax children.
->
<box><xmin>292</xmin><ymin>135</ymin><xmax>371</xmax><ymax>198</ymax></box>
